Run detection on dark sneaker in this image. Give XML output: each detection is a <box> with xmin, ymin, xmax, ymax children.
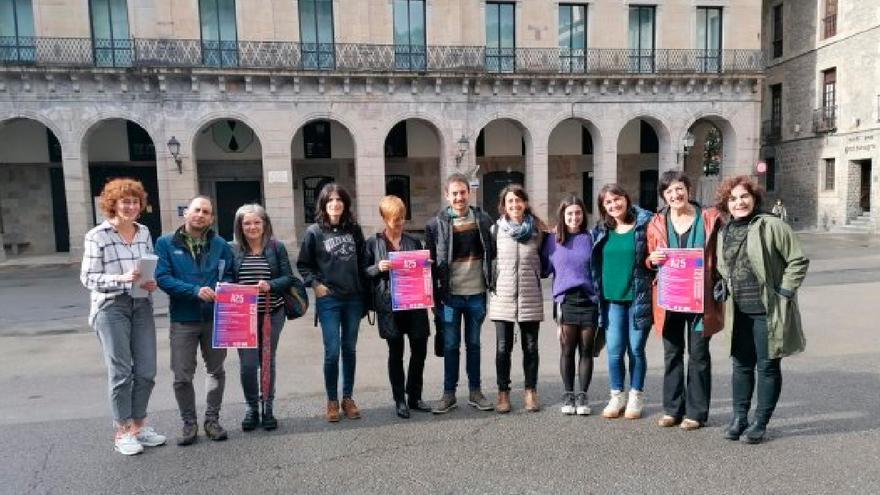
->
<box><xmin>468</xmin><ymin>390</ymin><xmax>494</xmax><ymax>411</ymax></box>
<box><xmin>432</xmin><ymin>393</ymin><xmax>457</xmax><ymax>414</ymax></box>
<box><xmin>203</xmin><ymin>420</ymin><xmax>228</xmax><ymax>441</ymax></box>
<box><xmin>176</xmin><ymin>422</ymin><xmax>198</xmax><ymax>446</ymax></box>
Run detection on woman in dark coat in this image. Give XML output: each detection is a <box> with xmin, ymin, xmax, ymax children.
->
<box><xmin>365</xmin><ymin>195</ymin><xmax>431</xmax><ymax>418</ymax></box>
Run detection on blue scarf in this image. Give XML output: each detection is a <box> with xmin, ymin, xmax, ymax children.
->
<box><xmin>498</xmin><ymin>214</ymin><xmax>535</xmax><ymax>243</ymax></box>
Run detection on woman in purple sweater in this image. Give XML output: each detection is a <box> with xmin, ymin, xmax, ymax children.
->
<box><xmin>542</xmin><ymin>195</ymin><xmax>599</xmax><ymax>415</ymax></box>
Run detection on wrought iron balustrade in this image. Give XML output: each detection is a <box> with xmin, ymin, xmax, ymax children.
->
<box><xmin>813</xmin><ymin>106</ymin><xmax>837</xmax><ymax>133</ymax></box>
<box><xmin>762</xmin><ymin>119</ymin><xmax>782</xmax><ymax>144</ymax></box>
<box><xmin>0</xmin><ymin>37</ymin><xmax>765</xmax><ymax>75</ymax></box>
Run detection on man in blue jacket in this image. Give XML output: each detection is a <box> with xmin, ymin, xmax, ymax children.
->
<box><xmin>155</xmin><ymin>196</ymin><xmax>234</xmax><ymax>446</ymax></box>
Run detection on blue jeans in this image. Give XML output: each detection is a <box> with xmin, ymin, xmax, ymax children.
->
<box><xmin>605</xmin><ymin>301</ymin><xmax>649</xmax><ymax>392</ymax></box>
<box><xmin>441</xmin><ymin>294</ymin><xmax>487</xmax><ymax>393</ymax></box>
<box><xmin>316</xmin><ymin>295</ymin><xmax>363</xmax><ymax>401</ymax></box>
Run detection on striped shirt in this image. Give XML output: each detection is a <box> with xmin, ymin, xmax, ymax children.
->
<box><xmin>80</xmin><ymin>220</ymin><xmax>153</xmax><ymax>326</ymax></box>
<box><xmin>238</xmin><ymin>254</ymin><xmax>283</xmax><ymax>311</ymax></box>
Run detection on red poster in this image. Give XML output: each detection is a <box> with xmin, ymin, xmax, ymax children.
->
<box><xmin>658</xmin><ymin>248</ymin><xmax>704</xmax><ymax>313</ymax></box>
<box><xmin>389</xmin><ymin>250</ymin><xmax>434</xmax><ymax>311</ymax></box>
<box><xmin>212</xmin><ymin>283</ymin><xmax>259</xmax><ymax>348</ymax></box>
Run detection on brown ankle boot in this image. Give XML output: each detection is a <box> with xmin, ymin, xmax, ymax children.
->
<box><xmin>341</xmin><ymin>397</ymin><xmax>361</xmax><ymax>419</ymax></box>
<box><xmin>325</xmin><ymin>400</ymin><xmax>340</xmax><ymax>423</ymax></box>
<box><xmin>496</xmin><ymin>391</ymin><xmax>511</xmax><ymax>414</ymax></box>
<box><xmin>524</xmin><ymin>388</ymin><xmax>540</xmax><ymax>412</ymax></box>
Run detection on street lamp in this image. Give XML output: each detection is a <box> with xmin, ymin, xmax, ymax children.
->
<box><xmin>455</xmin><ymin>134</ymin><xmax>469</xmax><ymax>166</ymax></box>
<box><xmin>167</xmin><ymin>136</ymin><xmax>182</xmax><ymax>174</ymax></box>
<box><xmin>677</xmin><ymin>131</ymin><xmax>695</xmax><ymax>164</ymax></box>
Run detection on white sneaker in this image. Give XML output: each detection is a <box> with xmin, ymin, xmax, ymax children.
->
<box><xmin>624</xmin><ymin>390</ymin><xmax>644</xmax><ymax>419</ymax></box>
<box><xmin>560</xmin><ymin>393</ymin><xmax>576</xmax><ymax>415</ymax></box>
<box><xmin>575</xmin><ymin>393</ymin><xmax>591</xmax><ymax>416</ymax></box>
<box><xmin>135</xmin><ymin>426</ymin><xmax>167</xmax><ymax>447</ymax></box>
<box><xmin>114</xmin><ymin>433</ymin><xmax>144</xmax><ymax>456</ymax></box>
<box><xmin>602</xmin><ymin>390</ymin><xmax>626</xmax><ymax>419</ymax></box>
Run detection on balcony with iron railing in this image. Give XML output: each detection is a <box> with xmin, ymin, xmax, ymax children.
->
<box><xmin>0</xmin><ymin>37</ymin><xmax>765</xmax><ymax>76</ymax></box>
<box><xmin>822</xmin><ymin>14</ymin><xmax>837</xmax><ymax>39</ymax></box>
<box><xmin>762</xmin><ymin>119</ymin><xmax>782</xmax><ymax>144</ymax></box>
<box><xmin>813</xmin><ymin>105</ymin><xmax>837</xmax><ymax>133</ymax></box>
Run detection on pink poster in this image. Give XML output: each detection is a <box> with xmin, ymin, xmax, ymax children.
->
<box><xmin>389</xmin><ymin>250</ymin><xmax>434</xmax><ymax>311</ymax></box>
<box><xmin>658</xmin><ymin>248</ymin><xmax>704</xmax><ymax>313</ymax></box>
<box><xmin>212</xmin><ymin>283</ymin><xmax>259</xmax><ymax>348</ymax></box>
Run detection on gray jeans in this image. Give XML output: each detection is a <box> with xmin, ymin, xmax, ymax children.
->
<box><xmin>93</xmin><ymin>295</ymin><xmax>157</xmax><ymax>424</ymax></box>
<box><xmin>170</xmin><ymin>321</ymin><xmax>227</xmax><ymax>423</ymax></box>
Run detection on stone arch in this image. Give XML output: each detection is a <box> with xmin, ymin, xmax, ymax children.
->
<box><xmin>474</xmin><ymin>115</ymin><xmax>535</xmax><ymax>218</ymax></box>
<box><xmin>0</xmin><ymin>116</ymin><xmax>69</xmax><ymax>256</ymax></box>
<box><xmin>192</xmin><ymin>116</ymin><xmax>265</xmax><ymax>241</ymax></box>
<box><xmin>547</xmin><ymin>115</ymin><xmax>603</xmax><ymax>222</ymax></box>
<box><xmin>615</xmin><ymin>113</ymin><xmax>673</xmax><ymax>212</ymax></box>
<box><xmin>0</xmin><ymin>112</ymin><xmax>66</xmax><ymax>150</ymax></box>
<box><xmin>680</xmin><ymin>112</ymin><xmax>738</xmax><ymax>205</ymax></box>
<box><xmin>77</xmin><ymin>113</ymin><xmax>160</xmax><ymax>155</ymax></box>
<box><xmin>381</xmin><ymin>116</ymin><xmax>445</xmax><ymax>228</ymax></box>
<box><xmin>290</xmin><ymin>116</ymin><xmax>359</xmax><ymax>237</ymax></box>
<box><xmin>189</xmin><ymin>111</ymin><xmax>267</xmax><ymax>157</ymax></box>
<box><xmin>81</xmin><ymin>117</ymin><xmax>163</xmax><ymax>241</ymax></box>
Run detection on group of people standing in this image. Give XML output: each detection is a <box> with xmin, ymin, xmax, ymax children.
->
<box><xmin>81</xmin><ymin>168</ymin><xmax>808</xmax><ymax>456</ymax></box>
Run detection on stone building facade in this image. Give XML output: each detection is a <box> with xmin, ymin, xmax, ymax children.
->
<box><xmin>761</xmin><ymin>0</ymin><xmax>879</xmax><ymax>231</ymax></box>
<box><xmin>0</xmin><ymin>0</ymin><xmax>763</xmax><ymax>260</ymax></box>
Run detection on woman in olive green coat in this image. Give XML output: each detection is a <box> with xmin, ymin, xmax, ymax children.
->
<box><xmin>715</xmin><ymin>176</ymin><xmax>809</xmax><ymax>444</ymax></box>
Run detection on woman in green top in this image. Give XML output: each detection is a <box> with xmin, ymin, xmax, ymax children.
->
<box><xmin>590</xmin><ymin>184</ymin><xmax>655</xmax><ymax>420</ymax></box>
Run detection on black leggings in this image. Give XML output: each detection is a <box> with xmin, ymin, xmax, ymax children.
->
<box><xmin>560</xmin><ymin>324</ymin><xmax>596</xmax><ymax>394</ymax></box>
<box><xmin>495</xmin><ymin>321</ymin><xmax>540</xmax><ymax>391</ymax></box>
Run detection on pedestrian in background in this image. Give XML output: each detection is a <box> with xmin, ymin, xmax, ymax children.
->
<box><xmin>81</xmin><ymin>178</ymin><xmax>166</xmax><ymax>455</ymax></box>
<box><xmin>591</xmin><ymin>184</ymin><xmax>654</xmax><ymax>420</ymax></box>
<box><xmin>229</xmin><ymin>204</ymin><xmax>295</xmax><ymax>431</ymax></box>
<box><xmin>155</xmin><ymin>195</ymin><xmax>235</xmax><ymax>446</ymax></box>
<box><xmin>771</xmin><ymin>199</ymin><xmax>788</xmax><ymax>223</ymax></box>
<box><xmin>542</xmin><ymin>194</ymin><xmax>599</xmax><ymax>416</ymax></box>
<box><xmin>716</xmin><ymin>176</ymin><xmax>808</xmax><ymax>444</ymax></box>
<box><xmin>647</xmin><ymin>171</ymin><xmax>724</xmax><ymax>431</ymax></box>
<box><xmin>297</xmin><ymin>183</ymin><xmax>367</xmax><ymax>423</ymax></box>
<box><xmin>365</xmin><ymin>195</ymin><xmax>431</xmax><ymax>419</ymax></box>
<box><xmin>489</xmin><ymin>184</ymin><xmax>546</xmax><ymax>413</ymax></box>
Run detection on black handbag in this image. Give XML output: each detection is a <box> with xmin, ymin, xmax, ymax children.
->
<box><xmin>271</xmin><ymin>241</ymin><xmax>309</xmax><ymax>320</ymax></box>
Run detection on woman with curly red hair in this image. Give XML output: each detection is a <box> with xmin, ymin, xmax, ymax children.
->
<box><xmin>81</xmin><ymin>178</ymin><xmax>166</xmax><ymax>455</ymax></box>
<box><xmin>715</xmin><ymin>176</ymin><xmax>808</xmax><ymax>444</ymax></box>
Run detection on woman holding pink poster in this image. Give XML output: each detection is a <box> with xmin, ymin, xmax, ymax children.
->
<box><xmin>647</xmin><ymin>171</ymin><xmax>724</xmax><ymax>431</ymax></box>
<box><xmin>365</xmin><ymin>196</ymin><xmax>431</xmax><ymax>419</ymax></box>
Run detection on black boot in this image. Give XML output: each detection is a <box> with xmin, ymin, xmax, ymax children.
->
<box><xmin>723</xmin><ymin>415</ymin><xmax>750</xmax><ymax>441</ymax></box>
<box><xmin>395</xmin><ymin>400</ymin><xmax>410</xmax><ymax>419</ymax></box>
<box><xmin>742</xmin><ymin>421</ymin><xmax>767</xmax><ymax>444</ymax></box>
<box><xmin>241</xmin><ymin>403</ymin><xmax>260</xmax><ymax>431</ymax></box>
<box><xmin>262</xmin><ymin>401</ymin><xmax>278</xmax><ymax>430</ymax></box>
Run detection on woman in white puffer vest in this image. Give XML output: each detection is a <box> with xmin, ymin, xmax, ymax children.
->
<box><xmin>489</xmin><ymin>184</ymin><xmax>547</xmax><ymax>414</ymax></box>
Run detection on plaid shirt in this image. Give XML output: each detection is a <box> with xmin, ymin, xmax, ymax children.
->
<box><xmin>80</xmin><ymin>220</ymin><xmax>154</xmax><ymax>326</ymax></box>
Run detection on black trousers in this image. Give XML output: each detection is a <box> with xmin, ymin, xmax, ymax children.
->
<box><xmin>662</xmin><ymin>312</ymin><xmax>712</xmax><ymax>423</ymax></box>
<box><xmin>386</xmin><ymin>313</ymin><xmax>428</xmax><ymax>403</ymax></box>
<box><xmin>731</xmin><ymin>307</ymin><xmax>782</xmax><ymax>425</ymax></box>
<box><xmin>495</xmin><ymin>321</ymin><xmax>540</xmax><ymax>391</ymax></box>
